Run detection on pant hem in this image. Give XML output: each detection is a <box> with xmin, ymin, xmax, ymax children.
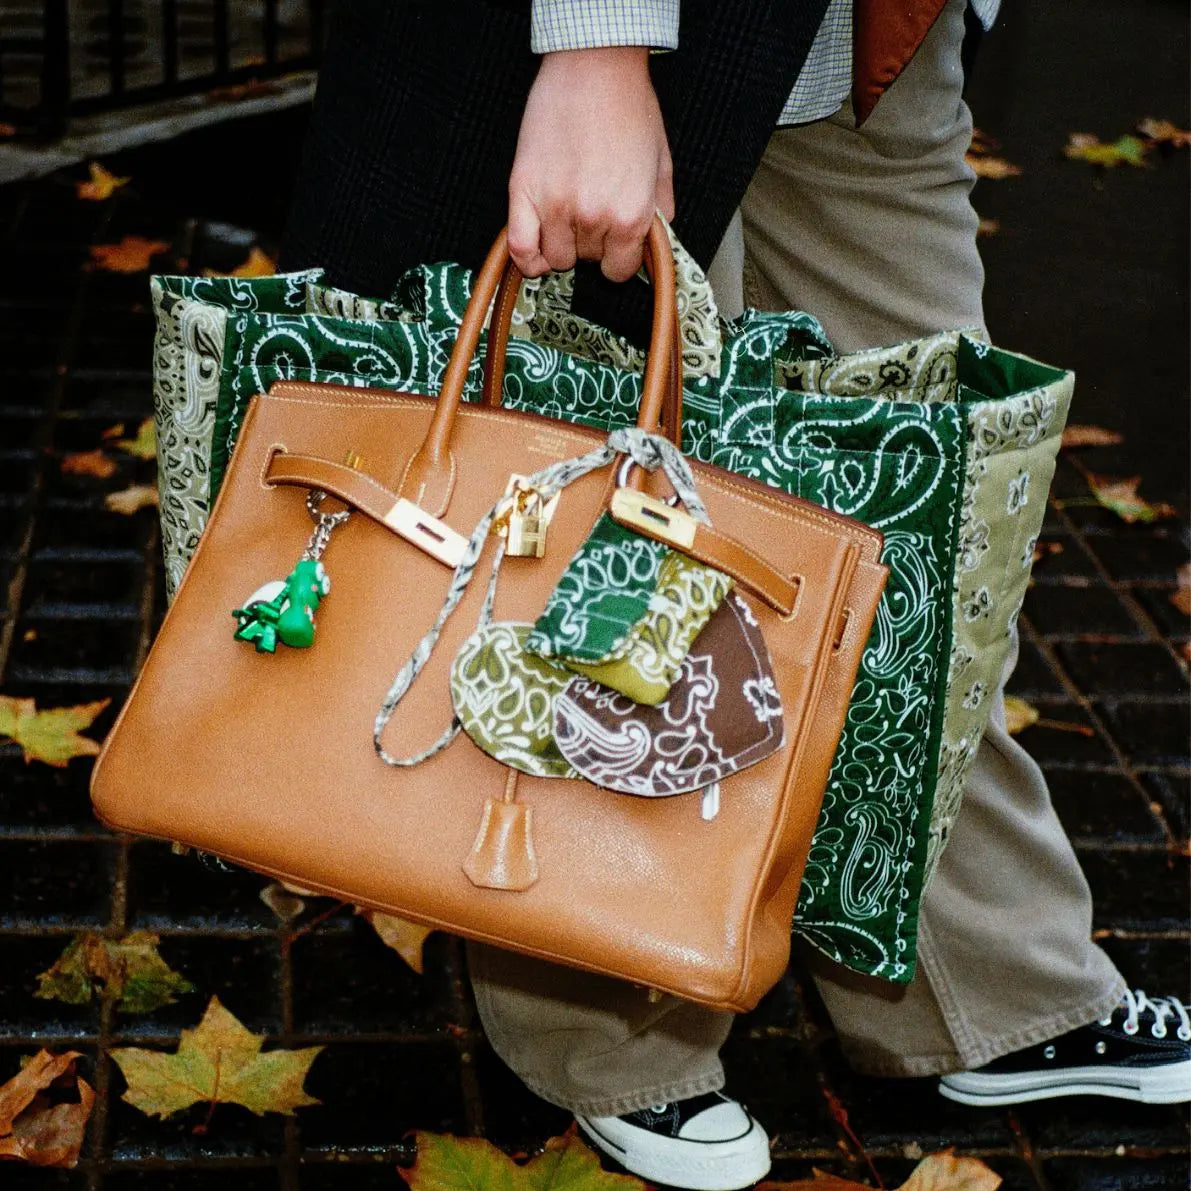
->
<box><xmin>523</xmin><ymin>1068</ymin><xmax>727</xmax><ymax>1118</ymax></box>
<box><xmin>845</xmin><ymin>976</ymin><xmax>1128</xmax><ymax>1077</ymax></box>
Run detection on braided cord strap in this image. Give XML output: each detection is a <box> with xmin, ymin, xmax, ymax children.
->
<box><xmin>373</xmin><ymin>429</ymin><xmax>710</xmax><ymax>767</ymax></box>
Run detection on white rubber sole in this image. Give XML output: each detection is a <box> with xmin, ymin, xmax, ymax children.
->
<box><xmin>939</xmin><ymin>1058</ymin><xmax>1191</xmax><ymax>1106</ymax></box>
<box><xmin>576</xmin><ymin>1114</ymin><xmax>772</xmax><ymax>1191</ymax></box>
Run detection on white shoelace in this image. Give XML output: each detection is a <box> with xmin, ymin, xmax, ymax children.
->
<box><xmin>1100</xmin><ymin>989</ymin><xmax>1191</xmax><ymax>1041</ymax></box>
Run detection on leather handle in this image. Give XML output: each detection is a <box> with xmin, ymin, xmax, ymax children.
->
<box><xmin>481</xmin><ymin>246</ymin><xmax>684</xmax><ymax>446</ymax></box>
<box><xmin>402</xmin><ymin>219</ymin><xmax>678</xmax><ymax>515</ymax></box>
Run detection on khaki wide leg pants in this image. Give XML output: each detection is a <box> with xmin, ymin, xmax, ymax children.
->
<box><xmin>467</xmin><ymin>0</ymin><xmax>1125</xmax><ymax>1116</ymax></box>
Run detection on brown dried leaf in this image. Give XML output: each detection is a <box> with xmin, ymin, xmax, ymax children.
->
<box><xmin>1063</xmin><ymin>133</ymin><xmax>1148</xmax><ymax>168</ymax></box>
<box><xmin>1061</xmin><ymin>424</ymin><xmax>1124</xmax><ymax>449</ymax></box>
<box><xmin>0</xmin><ymin>696</ymin><xmax>109</xmax><ymax>766</ymax></box>
<box><xmin>60</xmin><ymin>448</ymin><xmax>117</xmax><ymax>479</ymax></box>
<box><xmin>1086</xmin><ymin>474</ymin><xmax>1177</xmax><ymax>524</ymax></box>
<box><xmin>1004</xmin><ymin>696</ymin><xmax>1040</xmax><ymax>736</ymax></box>
<box><xmin>89</xmin><ymin>236</ymin><xmax>170</xmax><ymax>274</ymax></box>
<box><xmin>357</xmin><ymin>909</ymin><xmax>432</xmax><ymax>974</ymax></box>
<box><xmin>77</xmin><ymin>161</ymin><xmax>131</xmax><ymax>202</ymax></box>
<box><xmin>1032</xmin><ymin>540</ymin><xmax>1064</xmax><ymax>565</ymax></box>
<box><xmin>976</xmin><ymin>217</ymin><xmax>1000</xmax><ymax>238</ymax></box>
<box><xmin>260</xmin><ymin>882</ymin><xmax>307</xmax><ymax>924</ymax></box>
<box><xmin>105</xmin><ymin>484</ymin><xmax>158</xmax><ymax>515</ymax></box>
<box><xmin>1137</xmin><ymin>118</ymin><xmax>1191</xmax><ymax>149</ymax></box>
<box><xmin>1171</xmin><ymin>562</ymin><xmax>1191</xmax><ymax>617</ymax></box>
<box><xmin>0</xmin><ymin>1050</ymin><xmax>95</xmax><ymax>1168</ymax></box>
<box><xmin>0</xmin><ymin>123</ymin><xmax>16</xmax><ymax>138</ymax></box>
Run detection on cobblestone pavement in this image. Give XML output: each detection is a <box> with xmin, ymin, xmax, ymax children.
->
<box><xmin>0</xmin><ymin>6</ymin><xmax>1188</xmax><ymax>1187</ymax></box>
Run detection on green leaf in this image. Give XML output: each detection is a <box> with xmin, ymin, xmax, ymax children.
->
<box><xmin>1063</xmin><ymin>132</ymin><xmax>1148</xmax><ymax>168</ymax></box>
<box><xmin>0</xmin><ymin>697</ymin><xmax>109</xmax><ymax>767</ymax></box>
<box><xmin>400</xmin><ymin>1129</ymin><xmax>646</xmax><ymax>1190</ymax></box>
<box><xmin>36</xmin><ymin>932</ymin><xmax>194</xmax><ymax>1015</ymax></box>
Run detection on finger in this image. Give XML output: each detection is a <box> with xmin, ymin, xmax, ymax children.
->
<box><xmin>508</xmin><ymin>191</ymin><xmax>550</xmax><ymax>277</ymax></box>
<box><xmin>574</xmin><ymin>214</ymin><xmax>608</xmax><ymax>263</ymax></box>
<box><xmin>600</xmin><ymin>217</ymin><xmax>648</xmax><ymax>283</ymax></box>
<box><xmin>539</xmin><ymin>205</ymin><xmax>578</xmax><ymax>272</ymax></box>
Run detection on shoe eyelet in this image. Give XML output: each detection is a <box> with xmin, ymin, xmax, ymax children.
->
<box><xmin>1178</xmin><ymin>1028</ymin><xmax>1191</xmax><ymax>1042</ymax></box>
<box><xmin>1123</xmin><ymin>1021</ymin><xmax>1139</xmax><ymax>1036</ymax></box>
<box><xmin>1043</xmin><ymin>1045</ymin><xmax>1056</xmax><ymax>1060</ymax></box>
<box><xmin>1152</xmin><ymin>1025</ymin><xmax>1167</xmax><ymax>1039</ymax></box>
<box><xmin>1095</xmin><ymin>1041</ymin><xmax>1107</xmax><ymax>1055</ymax></box>
<box><xmin>1097</xmin><ymin>1016</ymin><xmax>1113</xmax><ymax>1027</ymax></box>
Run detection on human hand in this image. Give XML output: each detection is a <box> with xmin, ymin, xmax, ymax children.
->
<box><xmin>508</xmin><ymin>46</ymin><xmax>674</xmax><ymax>283</ymax></box>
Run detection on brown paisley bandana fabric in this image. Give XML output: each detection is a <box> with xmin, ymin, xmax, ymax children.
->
<box><xmin>554</xmin><ymin>593</ymin><xmax>785</xmax><ymax>797</ymax></box>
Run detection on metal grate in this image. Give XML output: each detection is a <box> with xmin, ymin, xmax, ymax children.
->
<box><xmin>0</xmin><ymin>0</ymin><xmax>326</xmax><ymax>136</ymax></box>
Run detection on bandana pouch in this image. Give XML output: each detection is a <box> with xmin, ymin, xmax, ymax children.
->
<box><xmin>525</xmin><ymin>513</ymin><xmax>732</xmax><ymax>705</ymax></box>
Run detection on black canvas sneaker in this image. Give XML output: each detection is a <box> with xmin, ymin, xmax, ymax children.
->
<box><xmin>575</xmin><ymin>1090</ymin><xmax>771</xmax><ymax>1190</ymax></box>
<box><xmin>939</xmin><ymin>989</ymin><xmax>1191</xmax><ymax>1106</ymax></box>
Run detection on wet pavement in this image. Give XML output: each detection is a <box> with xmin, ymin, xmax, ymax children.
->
<box><xmin>0</xmin><ymin>4</ymin><xmax>1188</xmax><ymax>1187</ymax></box>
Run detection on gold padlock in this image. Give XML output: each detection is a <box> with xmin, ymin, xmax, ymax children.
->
<box><xmin>500</xmin><ymin>476</ymin><xmax>559</xmax><ymax>559</ymax></box>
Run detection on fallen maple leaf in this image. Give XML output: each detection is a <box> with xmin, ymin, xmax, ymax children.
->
<box><xmin>1063</xmin><ymin>133</ymin><xmax>1148</xmax><ymax>168</ymax></box>
<box><xmin>60</xmin><ymin>448</ymin><xmax>117</xmax><ymax>479</ymax></box>
<box><xmin>1171</xmin><ymin>562</ymin><xmax>1191</xmax><ymax>617</ymax></box>
<box><xmin>260</xmin><ymin>881</ymin><xmax>307</xmax><ymax>924</ymax></box>
<box><xmin>89</xmin><ymin>236</ymin><xmax>170</xmax><ymax>274</ymax></box>
<box><xmin>1004</xmin><ymin>695</ymin><xmax>1040</xmax><ymax>736</ymax></box>
<box><xmin>0</xmin><ymin>696</ymin><xmax>109</xmax><ymax>766</ymax></box>
<box><xmin>758</xmin><ymin>1148</ymin><xmax>1001</xmax><ymax>1191</ymax></box>
<box><xmin>203</xmin><ymin>245</ymin><xmax>277</xmax><ymax>279</ymax></box>
<box><xmin>77</xmin><ymin>161</ymin><xmax>131</xmax><ymax>202</ymax></box>
<box><xmin>1061</xmin><ymin>424</ymin><xmax>1124</xmax><ymax>449</ymax></box>
<box><xmin>1086</xmin><ymin>474</ymin><xmax>1176</xmax><ymax>524</ymax></box>
<box><xmin>113</xmin><ymin>417</ymin><xmax>156</xmax><ymax>460</ymax></box>
<box><xmin>1137</xmin><ymin>118</ymin><xmax>1191</xmax><ymax>149</ymax></box>
<box><xmin>105</xmin><ymin>484</ymin><xmax>158</xmax><ymax>515</ymax></box>
<box><xmin>357</xmin><ymin>909</ymin><xmax>433</xmax><ymax>974</ymax></box>
<box><xmin>111</xmin><ymin>996</ymin><xmax>323</xmax><ymax>1120</ymax></box>
<box><xmin>0</xmin><ymin>1050</ymin><xmax>95</xmax><ymax>1169</ymax></box>
<box><xmin>36</xmin><ymin>931</ymin><xmax>194</xmax><ymax>1014</ymax></box>
<box><xmin>976</xmin><ymin>217</ymin><xmax>1000</xmax><ymax>238</ymax></box>
<box><xmin>401</xmin><ymin>1128</ymin><xmax>644</xmax><ymax>1189</ymax></box>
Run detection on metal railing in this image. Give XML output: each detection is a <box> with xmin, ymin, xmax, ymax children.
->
<box><xmin>0</xmin><ymin>0</ymin><xmax>326</xmax><ymax>137</ymax></box>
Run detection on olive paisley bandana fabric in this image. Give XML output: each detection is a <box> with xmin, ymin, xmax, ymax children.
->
<box><xmin>149</xmin><ymin>246</ymin><xmax>1072</xmax><ymax>983</ymax></box>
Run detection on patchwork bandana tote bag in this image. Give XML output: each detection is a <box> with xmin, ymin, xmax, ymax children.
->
<box><xmin>93</xmin><ymin>221</ymin><xmax>889</xmax><ymax>1012</ymax></box>
<box><xmin>145</xmin><ymin>225</ymin><xmax>1072</xmax><ymax>985</ymax></box>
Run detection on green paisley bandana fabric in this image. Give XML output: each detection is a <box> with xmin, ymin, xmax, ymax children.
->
<box><xmin>150</xmin><ymin>246</ymin><xmax>1071</xmax><ymax>984</ymax></box>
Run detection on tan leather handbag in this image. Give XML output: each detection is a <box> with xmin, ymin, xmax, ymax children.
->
<box><xmin>91</xmin><ymin>222</ymin><xmax>887</xmax><ymax>1012</ymax></box>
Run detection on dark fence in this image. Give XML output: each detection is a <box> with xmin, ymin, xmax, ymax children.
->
<box><xmin>0</xmin><ymin>0</ymin><xmax>326</xmax><ymax>137</ymax></box>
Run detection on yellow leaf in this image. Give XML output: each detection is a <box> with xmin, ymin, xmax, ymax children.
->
<box><xmin>758</xmin><ymin>1150</ymin><xmax>1001</xmax><ymax>1191</ymax></box>
<box><xmin>357</xmin><ymin>909</ymin><xmax>432</xmax><ymax>974</ymax></box>
<box><xmin>77</xmin><ymin>161</ymin><xmax>131</xmax><ymax>202</ymax></box>
<box><xmin>400</xmin><ymin>1128</ymin><xmax>645</xmax><ymax>1189</ymax></box>
<box><xmin>1061</xmin><ymin>424</ymin><xmax>1124</xmax><ymax>449</ymax></box>
<box><xmin>110</xmin><ymin>997</ymin><xmax>323</xmax><ymax>1119</ymax></box>
<box><xmin>0</xmin><ymin>696</ymin><xmax>109</xmax><ymax>767</ymax></box>
<box><xmin>1063</xmin><ymin>133</ymin><xmax>1148</xmax><ymax>168</ymax></box>
<box><xmin>60</xmin><ymin>448</ymin><xmax>117</xmax><ymax>479</ymax></box>
<box><xmin>202</xmin><ymin>246</ymin><xmax>277</xmax><ymax>279</ymax></box>
<box><xmin>1003</xmin><ymin>696</ymin><xmax>1039</xmax><ymax>736</ymax></box>
<box><xmin>1086</xmin><ymin>474</ymin><xmax>1177</xmax><ymax>524</ymax></box>
<box><xmin>89</xmin><ymin>236</ymin><xmax>170</xmax><ymax>274</ymax></box>
<box><xmin>965</xmin><ymin>153</ymin><xmax>1022</xmax><ymax>179</ymax></box>
<box><xmin>114</xmin><ymin>418</ymin><xmax>156</xmax><ymax>460</ymax></box>
<box><xmin>0</xmin><ymin>1050</ymin><xmax>95</xmax><ymax>1169</ymax></box>
<box><xmin>1137</xmin><ymin>118</ymin><xmax>1191</xmax><ymax>149</ymax></box>
<box><xmin>105</xmin><ymin>484</ymin><xmax>158</xmax><ymax>515</ymax></box>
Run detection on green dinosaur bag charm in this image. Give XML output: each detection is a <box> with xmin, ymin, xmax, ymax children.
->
<box><xmin>231</xmin><ymin>489</ymin><xmax>348</xmax><ymax>653</ymax></box>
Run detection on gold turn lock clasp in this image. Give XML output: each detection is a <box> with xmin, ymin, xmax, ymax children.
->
<box><xmin>610</xmin><ymin>487</ymin><xmax>697</xmax><ymax>550</ymax></box>
<box><xmin>496</xmin><ymin>475</ymin><xmax>560</xmax><ymax>558</ymax></box>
